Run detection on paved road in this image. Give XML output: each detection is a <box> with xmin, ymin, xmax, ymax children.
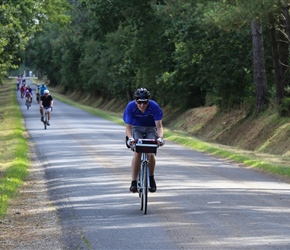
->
<box><xmin>18</xmin><ymin>79</ymin><xmax>290</xmax><ymax>249</ymax></box>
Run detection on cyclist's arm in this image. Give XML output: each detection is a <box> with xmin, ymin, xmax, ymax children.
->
<box><xmin>125</xmin><ymin>124</ymin><xmax>133</xmax><ymax>138</ymax></box>
<box><xmin>50</xmin><ymin>99</ymin><xmax>54</xmax><ymax>108</ymax></box>
<box><xmin>155</xmin><ymin>120</ymin><xmax>163</xmax><ymax>138</ymax></box>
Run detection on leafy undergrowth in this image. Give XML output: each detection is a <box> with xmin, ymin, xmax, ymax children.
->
<box><xmin>168</xmin><ymin>106</ymin><xmax>290</xmax><ymax>157</ymax></box>
<box><xmin>164</xmin><ymin>106</ymin><xmax>290</xmax><ymax>179</ymax></box>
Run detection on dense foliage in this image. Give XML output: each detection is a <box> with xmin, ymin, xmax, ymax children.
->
<box><xmin>0</xmin><ymin>0</ymin><xmax>70</xmax><ymax>82</ymax></box>
<box><xmin>9</xmin><ymin>0</ymin><xmax>290</xmax><ymax>113</ymax></box>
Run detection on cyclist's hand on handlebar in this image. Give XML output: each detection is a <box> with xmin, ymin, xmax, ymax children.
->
<box><xmin>127</xmin><ymin>137</ymin><xmax>135</xmax><ymax>147</ymax></box>
<box><xmin>157</xmin><ymin>137</ymin><xmax>165</xmax><ymax>146</ymax></box>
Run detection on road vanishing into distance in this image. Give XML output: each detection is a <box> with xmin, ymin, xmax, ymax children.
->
<box><xmin>17</xmin><ymin>79</ymin><xmax>290</xmax><ymax>249</ymax></box>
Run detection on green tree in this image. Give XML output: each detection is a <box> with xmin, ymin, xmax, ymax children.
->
<box><xmin>201</xmin><ymin>0</ymin><xmax>290</xmax><ymax>112</ymax></box>
<box><xmin>156</xmin><ymin>0</ymin><xmax>253</xmax><ymax>110</ymax></box>
<box><xmin>3</xmin><ymin>0</ymin><xmax>71</xmax><ymax>82</ymax></box>
<box><xmin>27</xmin><ymin>0</ymin><xmax>287</xmax><ymax>114</ymax></box>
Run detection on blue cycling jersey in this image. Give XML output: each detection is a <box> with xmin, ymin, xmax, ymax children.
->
<box><xmin>40</xmin><ymin>86</ymin><xmax>47</xmax><ymax>95</ymax></box>
<box><xmin>123</xmin><ymin>100</ymin><xmax>163</xmax><ymax>126</ymax></box>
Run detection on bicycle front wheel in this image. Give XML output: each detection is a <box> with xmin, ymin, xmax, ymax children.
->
<box><xmin>142</xmin><ymin>162</ymin><xmax>148</xmax><ymax>215</ymax></box>
<box><xmin>44</xmin><ymin>112</ymin><xmax>47</xmax><ymax>130</ymax></box>
<box><xmin>139</xmin><ymin>171</ymin><xmax>143</xmax><ymax>211</ymax></box>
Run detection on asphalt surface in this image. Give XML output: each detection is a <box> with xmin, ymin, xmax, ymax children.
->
<box><xmin>18</xmin><ymin>79</ymin><xmax>290</xmax><ymax>249</ymax></box>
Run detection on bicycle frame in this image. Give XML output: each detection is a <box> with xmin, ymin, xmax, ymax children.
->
<box><xmin>25</xmin><ymin>97</ymin><xmax>31</xmax><ymax>110</ymax></box>
<box><xmin>138</xmin><ymin>152</ymin><xmax>150</xmax><ymax>214</ymax></box>
<box><xmin>141</xmin><ymin>152</ymin><xmax>151</xmax><ymax>191</ymax></box>
<box><xmin>135</xmin><ymin>139</ymin><xmax>158</xmax><ymax>215</ymax></box>
<box><xmin>36</xmin><ymin>93</ymin><xmax>40</xmax><ymax>104</ymax></box>
<box><xmin>43</xmin><ymin>107</ymin><xmax>49</xmax><ymax>130</ymax></box>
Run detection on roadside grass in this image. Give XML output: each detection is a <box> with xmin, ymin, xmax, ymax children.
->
<box><xmin>163</xmin><ymin>130</ymin><xmax>290</xmax><ymax>177</ymax></box>
<box><xmin>48</xmin><ymin>85</ymin><xmax>290</xmax><ymax>181</ymax></box>
<box><xmin>0</xmin><ymin>79</ymin><xmax>30</xmax><ymax>219</ymax></box>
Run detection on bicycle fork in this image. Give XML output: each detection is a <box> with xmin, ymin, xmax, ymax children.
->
<box><xmin>139</xmin><ymin>155</ymin><xmax>151</xmax><ymax>191</ymax></box>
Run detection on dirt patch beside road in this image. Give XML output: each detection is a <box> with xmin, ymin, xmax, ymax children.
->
<box><xmin>0</xmin><ymin>143</ymin><xmax>64</xmax><ymax>250</ymax></box>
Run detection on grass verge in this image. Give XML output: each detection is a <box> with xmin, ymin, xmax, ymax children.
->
<box><xmin>163</xmin><ymin>130</ymin><xmax>290</xmax><ymax>178</ymax></box>
<box><xmin>0</xmin><ymin>79</ymin><xmax>30</xmax><ymax>219</ymax></box>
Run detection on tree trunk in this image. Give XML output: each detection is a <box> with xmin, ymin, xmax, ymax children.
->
<box><xmin>281</xmin><ymin>2</ymin><xmax>290</xmax><ymax>90</ymax></box>
<box><xmin>251</xmin><ymin>20</ymin><xmax>268</xmax><ymax>112</ymax></box>
<box><xmin>284</xmin><ymin>0</ymin><xmax>290</xmax><ymax>39</ymax></box>
<box><xmin>268</xmin><ymin>13</ymin><xmax>283</xmax><ymax>104</ymax></box>
<box><xmin>126</xmin><ymin>86</ymin><xmax>133</xmax><ymax>102</ymax></box>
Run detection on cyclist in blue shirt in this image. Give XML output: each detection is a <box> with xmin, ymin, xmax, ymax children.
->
<box><xmin>39</xmin><ymin>83</ymin><xmax>47</xmax><ymax>96</ymax></box>
<box><xmin>123</xmin><ymin>88</ymin><xmax>164</xmax><ymax>193</ymax></box>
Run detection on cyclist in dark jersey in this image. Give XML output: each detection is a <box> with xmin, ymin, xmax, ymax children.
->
<box><xmin>123</xmin><ymin>88</ymin><xmax>164</xmax><ymax>193</ymax></box>
<box><xmin>40</xmin><ymin>89</ymin><xmax>53</xmax><ymax>125</ymax></box>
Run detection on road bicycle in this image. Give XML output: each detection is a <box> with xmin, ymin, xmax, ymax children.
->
<box><xmin>134</xmin><ymin>139</ymin><xmax>159</xmax><ymax>215</ymax></box>
<box><xmin>36</xmin><ymin>93</ymin><xmax>40</xmax><ymax>104</ymax></box>
<box><xmin>25</xmin><ymin>97</ymin><xmax>32</xmax><ymax>110</ymax></box>
<box><xmin>20</xmin><ymin>90</ymin><xmax>25</xmax><ymax>99</ymax></box>
<box><xmin>42</xmin><ymin>107</ymin><xmax>51</xmax><ymax>130</ymax></box>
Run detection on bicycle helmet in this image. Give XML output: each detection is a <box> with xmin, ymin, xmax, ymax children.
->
<box><xmin>44</xmin><ymin>89</ymin><xmax>49</xmax><ymax>94</ymax></box>
<box><xmin>134</xmin><ymin>88</ymin><xmax>150</xmax><ymax>101</ymax></box>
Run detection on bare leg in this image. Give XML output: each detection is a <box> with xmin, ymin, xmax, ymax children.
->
<box><xmin>148</xmin><ymin>154</ymin><xmax>155</xmax><ymax>176</ymax></box>
<box><xmin>132</xmin><ymin>153</ymin><xmax>155</xmax><ymax>178</ymax></box>
<box><xmin>131</xmin><ymin>152</ymin><xmax>141</xmax><ymax>180</ymax></box>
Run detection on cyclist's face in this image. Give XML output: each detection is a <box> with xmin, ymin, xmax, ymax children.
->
<box><xmin>136</xmin><ymin>100</ymin><xmax>149</xmax><ymax>112</ymax></box>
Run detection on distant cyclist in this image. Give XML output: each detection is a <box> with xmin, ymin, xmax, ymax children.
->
<box><xmin>36</xmin><ymin>84</ymin><xmax>40</xmax><ymax>103</ymax></box>
<box><xmin>39</xmin><ymin>83</ymin><xmax>47</xmax><ymax>96</ymax></box>
<box><xmin>26</xmin><ymin>85</ymin><xmax>33</xmax><ymax>101</ymax></box>
<box><xmin>16</xmin><ymin>77</ymin><xmax>21</xmax><ymax>91</ymax></box>
<box><xmin>40</xmin><ymin>89</ymin><xmax>53</xmax><ymax>126</ymax></box>
<box><xmin>25</xmin><ymin>89</ymin><xmax>32</xmax><ymax>103</ymax></box>
<box><xmin>20</xmin><ymin>85</ymin><xmax>26</xmax><ymax>99</ymax></box>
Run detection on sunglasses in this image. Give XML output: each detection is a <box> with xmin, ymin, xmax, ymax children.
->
<box><xmin>137</xmin><ymin>100</ymin><xmax>149</xmax><ymax>105</ymax></box>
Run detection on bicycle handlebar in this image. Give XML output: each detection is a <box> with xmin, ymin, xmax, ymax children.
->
<box><xmin>126</xmin><ymin>137</ymin><xmax>165</xmax><ymax>150</ymax></box>
<box><xmin>128</xmin><ymin>139</ymin><xmax>160</xmax><ymax>154</ymax></box>
<box><xmin>134</xmin><ymin>139</ymin><xmax>158</xmax><ymax>144</ymax></box>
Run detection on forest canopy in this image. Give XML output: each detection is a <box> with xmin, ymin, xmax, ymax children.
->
<box><xmin>6</xmin><ymin>0</ymin><xmax>290</xmax><ymax>114</ymax></box>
